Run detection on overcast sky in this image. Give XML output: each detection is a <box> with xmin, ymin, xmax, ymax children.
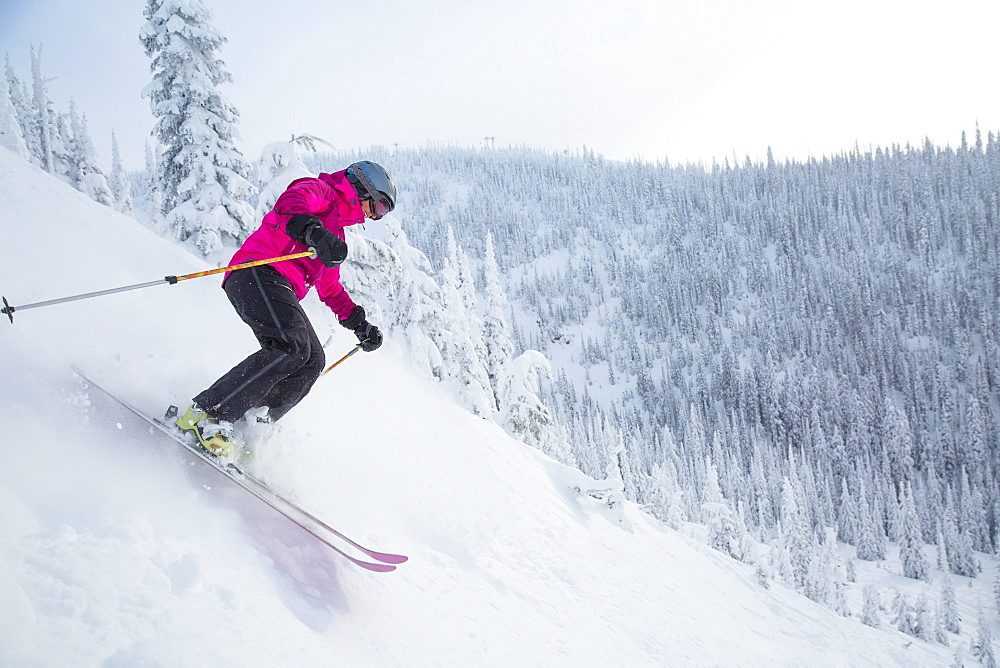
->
<box><xmin>2</xmin><ymin>0</ymin><xmax>998</xmax><ymax>170</ymax></box>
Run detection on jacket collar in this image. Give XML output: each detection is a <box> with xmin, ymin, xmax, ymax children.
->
<box><xmin>319</xmin><ymin>170</ymin><xmax>365</xmax><ymax>226</ymax></box>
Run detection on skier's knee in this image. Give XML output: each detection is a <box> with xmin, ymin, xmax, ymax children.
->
<box><xmin>304</xmin><ymin>348</ymin><xmax>325</xmax><ymax>381</ymax></box>
<box><xmin>264</xmin><ymin>335</ymin><xmax>313</xmax><ymax>372</ymax></box>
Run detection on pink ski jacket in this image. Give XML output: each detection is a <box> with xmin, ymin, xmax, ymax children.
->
<box><xmin>226</xmin><ymin>170</ymin><xmax>364</xmax><ymax>321</ymax></box>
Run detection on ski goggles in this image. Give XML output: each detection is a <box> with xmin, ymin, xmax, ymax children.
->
<box><xmin>370</xmin><ymin>194</ymin><xmax>393</xmax><ymax>220</ymax></box>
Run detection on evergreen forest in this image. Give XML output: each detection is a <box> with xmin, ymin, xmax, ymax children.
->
<box><xmin>309</xmin><ymin>137</ymin><xmax>1000</xmax><ymax>589</ymax></box>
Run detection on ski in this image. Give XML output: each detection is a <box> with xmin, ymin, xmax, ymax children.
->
<box><xmin>71</xmin><ymin>366</ymin><xmax>408</xmax><ymax>573</ymax></box>
<box><xmin>233</xmin><ymin>467</ymin><xmax>408</xmax><ymax>565</ymax></box>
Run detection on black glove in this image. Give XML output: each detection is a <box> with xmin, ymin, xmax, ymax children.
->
<box><xmin>286</xmin><ymin>214</ymin><xmax>347</xmax><ymax>268</ymax></box>
<box><xmin>341</xmin><ymin>305</ymin><xmax>383</xmax><ymax>352</ymax></box>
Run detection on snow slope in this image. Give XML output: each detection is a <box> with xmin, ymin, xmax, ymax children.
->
<box><xmin>0</xmin><ymin>148</ymin><xmax>953</xmax><ymax>665</ymax></box>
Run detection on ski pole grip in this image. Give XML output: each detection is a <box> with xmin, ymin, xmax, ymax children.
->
<box><xmin>309</xmin><ymin>247</ymin><xmax>318</xmax><ymax>259</ymax></box>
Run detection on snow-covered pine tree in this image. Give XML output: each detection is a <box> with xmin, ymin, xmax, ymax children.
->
<box><xmin>57</xmin><ymin>100</ymin><xmax>80</xmax><ymax>187</ymax></box>
<box><xmin>937</xmin><ymin>524</ymin><xmax>952</xmax><ymax>572</ymax></box>
<box><xmin>704</xmin><ymin>456</ymin><xmax>747</xmax><ymax>561</ymax></box>
<box><xmin>684</xmin><ymin>403</ymin><xmax>708</xmax><ymax>492</ymax></box>
<box><xmin>704</xmin><ymin>500</ymin><xmax>745</xmax><ymax>561</ymax></box>
<box><xmin>995</xmin><ymin>561</ymin><xmax>1000</xmax><ymax>615</ymax></box>
<box><xmin>383</xmin><ymin>217</ymin><xmax>447</xmax><ymax>378</ymax></box>
<box><xmin>779</xmin><ymin>474</ymin><xmax>814</xmax><ymax>589</ymax></box>
<box><xmin>68</xmin><ymin>103</ymin><xmax>113</xmax><ymax>206</ymax></box>
<box><xmin>972</xmin><ymin>607</ymin><xmax>997</xmax><ymax>667</ymax></box>
<box><xmin>0</xmin><ymin>75</ymin><xmax>29</xmax><ymax>159</ymax></box>
<box><xmin>618</xmin><ymin>427</ymin><xmax>643</xmax><ymax>503</ymax></box>
<box><xmin>437</xmin><ymin>227</ymin><xmax>494</xmax><ymax>416</ymax></box>
<box><xmin>882</xmin><ymin>395</ymin><xmax>915</xmax><ymax>487</ymax></box>
<box><xmin>943</xmin><ymin>496</ymin><xmax>981</xmax><ymax>577</ymax></box>
<box><xmin>924</xmin><ymin>462</ymin><xmax>946</xmax><ymax>542</ymax></box>
<box><xmin>736</xmin><ymin>501</ymin><xmax>759</xmax><ymax>565</ymax></box>
<box><xmin>481</xmin><ymin>231</ymin><xmax>514</xmax><ymax>410</ymax></box>
<box><xmin>769</xmin><ymin>520</ymin><xmax>795</xmax><ymax>587</ymax></box>
<box><xmin>832</xmin><ymin>580</ymin><xmax>851</xmax><ymax>618</ymax></box>
<box><xmin>856</xmin><ymin>480</ymin><xmax>887</xmax><ymax>561</ymax></box>
<box><xmin>141</xmin><ymin>0</ymin><xmax>255</xmax><ymax>255</ymax></box>
<box><xmin>456</xmin><ymin>246</ymin><xmax>485</xmax><ymax>355</ymax></box>
<box><xmin>892</xmin><ymin>590</ymin><xmax>916</xmax><ymax>637</ymax></box>
<box><xmin>912</xmin><ymin>594</ymin><xmax>934</xmax><ymax>642</ymax></box>
<box><xmin>4</xmin><ymin>54</ymin><xmax>38</xmax><ymax>163</ymax></box>
<box><xmin>644</xmin><ymin>460</ymin><xmax>684</xmax><ymax>528</ymax></box>
<box><xmin>861</xmin><ymin>584</ymin><xmax>881</xmax><ymax>627</ymax></box>
<box><xmin>993</xmin><ymin>500</ymin><xmax>1000</xmax><ymax>558</ymax></box>
<box><xmin>29</xmin><ymin>45</ymin><xmax>55</xmax><ymax>174</ymax></box>
<box><xmin>846</xmin><ymin>557</ymin><xmax>857</xmax><ymax>583</ymax></box>
<box><xmin>959</xmin><ymin>466</ymin><xmax>990</xmax><ymax>553</ymax></box>
<box><xmin>571</xmin><ymin>410</ymin><xmax>602</xmax><ymax>476</ymax></box>
<box><xmin>804</xmin><ymin>527</ymin><xmax>842</xmax><ymax>605</ymax></box>
<box><xmin>50</xmin><ymin>105</ymin><xmax>74</xmax><ymax>185</ymax></box>
<box><xmin>934</xmin><ymin>603</ymin><xmax>950</xmax><ymax>646</ymax></box>
<box><xmin>499</xmin><ymin>350</ymin><xmax>556</xmax><ymax>451</ymax></box>
<box><xmin>899</xmin><ymin>483</ymin><xmax>929</xmax><ymax>580</ymax></box>
<box><xmin>108</xmin><ymin>131</ymin><xmax>133</xmax><ymax>214</ymax></box>
<box><xmin>704</xmin><ymin>488</ymin><xmax>757</xmax><ymax>565</ymax></box>
<box><xmin>836</xmin><ymin>478</ymin><xmax>860</xmax><ymax>545</ymax></box>
<box><xmin>749</xmin><ymin>448</ymin><xmax>775</xmax><ymax>531</ymax></box>
<box><xmin>143</xmin><ymin>141</ymin><xmax>163</xmax><ymax>226</ymax></box>
<box><xmin>963</xmin><ymin>396</ymin><xmax>988</xmax><ymax>490</ymax></box>
<box><xmin>592</xmin><ymin>415</ymin><xmax>630</xmax><ymax>526</ymax></box>
<box><xmin>940</xmin><ymin>576</ymin><xmax>961</xmax><ymax>634</ymax></box>
<box><xmin>703</xmin><ymin>455</ymin><xmax>724</xmax><ymax>506</ymax></box>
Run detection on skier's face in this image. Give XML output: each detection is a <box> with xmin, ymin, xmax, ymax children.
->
<box><xmin>360</xmin><ymin>196</ymin><xmax>393</xmax><ymax>220</ymax></box>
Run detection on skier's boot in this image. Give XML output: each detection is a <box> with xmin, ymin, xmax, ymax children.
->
<box><xmin>175</xmin><ymin>404</ymin><xmax>234</xmax><ymax>458</ymax></box>
<box><xmin>234</xmin><ymin>406</ymin><xmax>272</xmax><ymax>465</ymax></box>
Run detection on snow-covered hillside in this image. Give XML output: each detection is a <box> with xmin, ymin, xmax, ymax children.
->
<box><xmin>0</xmin><ymin>147</ymin><xmax>959</xmax><ymax>665</ymax></box>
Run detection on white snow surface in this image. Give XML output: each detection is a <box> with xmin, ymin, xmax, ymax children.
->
<box><xmin>0</xmin><ymin>148</ymin><xmax>953</xmax><ymax>665</ymax></box>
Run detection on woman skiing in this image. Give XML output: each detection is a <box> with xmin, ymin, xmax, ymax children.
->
<box><xmin>175</xmin><ymin>161</ymin><xmax>397</xmax><ymax>456</ymax></box>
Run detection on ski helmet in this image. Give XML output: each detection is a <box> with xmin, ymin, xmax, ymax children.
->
<box><xmin>346</xmin><ymin>161</ymin><xmax>397</xmax><ymax>220</ymax></box>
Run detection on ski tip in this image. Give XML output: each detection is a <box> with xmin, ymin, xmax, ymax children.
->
<box><xmin>372</xmin><ymin>553</ymin><xmax>409</xmax><ymax>565</ymax></box>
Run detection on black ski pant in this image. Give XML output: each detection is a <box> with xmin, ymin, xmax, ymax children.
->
<box><xmin>194</xmin><ymin>265</ymin><xmax>325</xmax><ymax>424</ymax></box>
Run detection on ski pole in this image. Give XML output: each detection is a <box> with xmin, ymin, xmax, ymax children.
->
<box><xmin>1</xmin><ymin>249</ymin><xmax>317</xmax><ymax>324</ymax></box>
<box><xmin>323</xmin><ymin>345</ymin><xmax>362</xmax><ymax>375</ymax></box>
